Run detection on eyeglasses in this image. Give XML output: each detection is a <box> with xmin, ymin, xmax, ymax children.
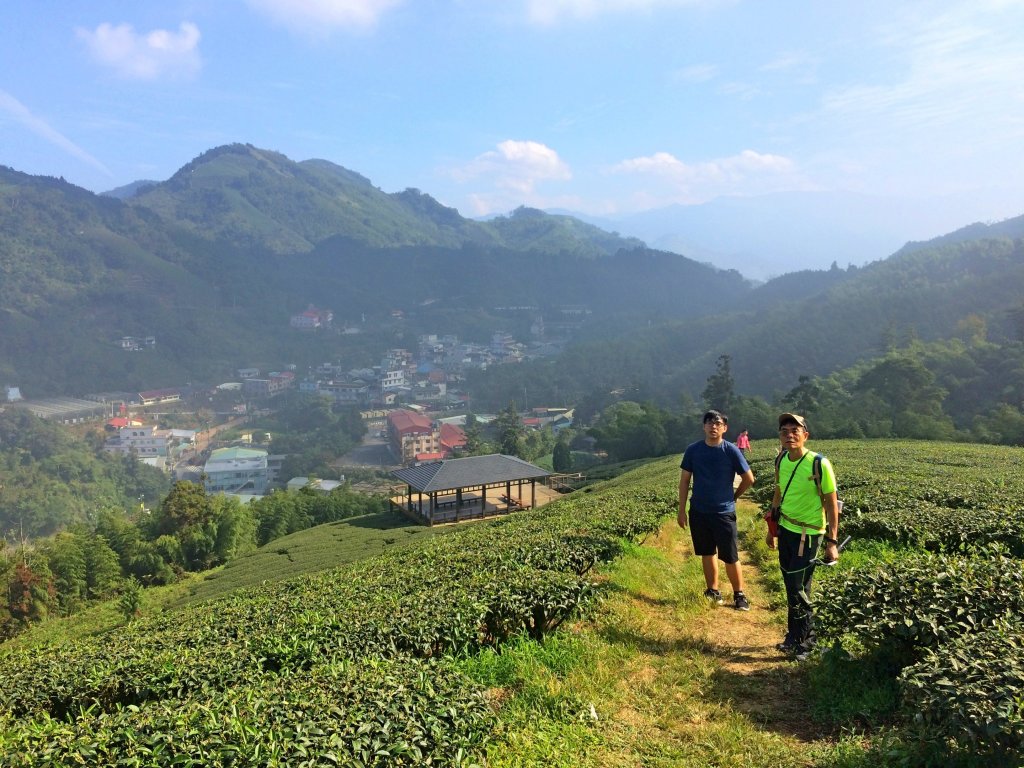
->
<box><xmin>705</xmin><ymin>420</ymin><xmax>726</xmax><ymax>427</ymax></box>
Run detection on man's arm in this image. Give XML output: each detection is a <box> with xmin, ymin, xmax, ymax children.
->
<box><xmin>822</xmin><ymin>491</ymin><xmax>841</xmax><ymax>560</ymax></box>
<box><xmin>765</xmin><ymin>482</ymin><xmax>782</xmax><ymax>550</ymax></box>
<box><xmin>733</xmin><ymin>469</ymin><xmax>755</xmax><ymax>501</ymax></box>
<box><xmin>678</xmin><ymin>470</ymin><xmax>692</xmax><ymax>529</ymax></box>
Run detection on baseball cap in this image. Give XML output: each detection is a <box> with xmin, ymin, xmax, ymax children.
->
<box><xmin>778</xmin><ymin>412</ymin><xmax>808</xmax><ymax>429</ymax></box>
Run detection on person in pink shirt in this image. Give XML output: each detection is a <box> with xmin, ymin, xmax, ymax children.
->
<box><xmin>736</xmin><ymin>429</ymin><xmax>751</xmax><ymax>455</ymax></box>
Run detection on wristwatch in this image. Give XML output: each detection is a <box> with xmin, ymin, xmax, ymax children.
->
<box><xmin>824</xmin><ymin>536</ymin><xmax>839</xmax><ymax>546</ymax></box>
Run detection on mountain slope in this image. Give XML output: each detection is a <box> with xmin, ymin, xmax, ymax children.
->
<box><xmin>0</xmin><ymin>151</ymin><xmax>742</xmax><ymax>396</ymax></box>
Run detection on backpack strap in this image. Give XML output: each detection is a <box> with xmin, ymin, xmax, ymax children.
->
<box><xmin>777</xmin><ymin>452</ymin><xmax>829</xmax><ymax>557</ymax></box>
<box><xmin>811</xmin><ymin>454</ymin><xmax>824</xmax><ymax>505</ymax></box>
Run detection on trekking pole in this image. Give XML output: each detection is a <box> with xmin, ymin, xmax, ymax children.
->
<box><xmin>810</xmin><ymin>535</ymin><xmax>852</xmax><ymax>567</ymax></box>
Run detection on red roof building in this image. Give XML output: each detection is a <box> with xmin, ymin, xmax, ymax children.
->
<box><xmin>439</xmin><ymin>423</ymin><xmax>467</xmax><ymax>455</ymax></box>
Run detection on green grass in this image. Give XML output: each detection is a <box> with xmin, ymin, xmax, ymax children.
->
<box><xmin>169</xmin><ymin>509</ymin><xmax>450</xmax><ymax>607</ymax></box>
<box><xmin>460</xmin><ymin>523</ymin><xmax>812</xmax><ymax>767</ymax></box>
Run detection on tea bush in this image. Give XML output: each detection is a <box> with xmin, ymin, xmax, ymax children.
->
<box><xmin>900</xmin><ymin>618</ymin><xmax>1024</xmax><ymax>756</ymax></box>
<box><xmin>0</xmin><ymin>484</ymin><xmax>673</xmax><ymax>765</ymax></box>
<box><xmin>816</xmin><ymin>551</ymin><xmax>1024</xmax><ymax>662</ymax></box>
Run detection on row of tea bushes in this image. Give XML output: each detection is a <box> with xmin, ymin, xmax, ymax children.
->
<box><xmin>0</xmin><ymin>486</ymin><xmax>673</xmax><ymax>765</ymax></box>
<box><xmin>901</xmin><ymin>617</ymin><xmax>1024</xmax><ymax>756</ymax></box>
<box><xmin>0</xmin><ymin>657</ymin><xmax>492</xmax><ymax>768</ymax></box>
<box><xmin>784</xmin><ymin>440</ymin><xmax>1024</xmax><ymax>759</ymax></box>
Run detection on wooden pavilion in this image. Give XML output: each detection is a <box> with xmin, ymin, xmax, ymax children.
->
<box><xmin>391</xmin><ymin>454</ymin><xmax>551</xmax><ymax>525</ymax></box>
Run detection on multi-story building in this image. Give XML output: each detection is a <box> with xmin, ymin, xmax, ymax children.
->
<box><xmin>103</xmin><ymin>424</ymin><xmax>171</xmax><ymax>461</ymax></box>
<box><xmin>242</xmin><ymin>371</ymin><xmax>295</xmax><ymax>398</ymax></box>
<box><xmin>387</xmin><ymin>409</ymin><xmax>441</xmax><ymax>464</ymax></box>
<box><xmin>203</xmin><ymin>447</ymin><xmax>269</xmax><ymax>495</ymax></box>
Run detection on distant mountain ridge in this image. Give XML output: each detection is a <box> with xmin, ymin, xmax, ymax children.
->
<box><xmin>2</xmin><ymin>146</ymin><xmax>1022</xmax><ymax>402</ymax></box>
<box><xmin>125</xmin><ymin>144</ymin><xmax>645</xmax><ymax>258</ymax></box>
<box><xmin>0</xmin><ymin>146</ymin><xmax>730</xmax><ymax>396</ymax></box>
<box><xmin>565</xmin><ymin>190</ymin><xmax>1020</xmax><ymax>280</ymax></box>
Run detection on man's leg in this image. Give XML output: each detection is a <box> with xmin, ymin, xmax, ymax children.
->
<box><xmin>778</xmin><ymin>528</ymin><xmax>817</xmax><ymax>652</ymax></box>
<box><xmin>701</xmin><ymin>555</ymin><xmax>719</xmax><ymax>590</ymax></box>
<box><xmin>724</xmin><ymin>560</ymin><xmax>744</xmax><ymax>593</ymax></box>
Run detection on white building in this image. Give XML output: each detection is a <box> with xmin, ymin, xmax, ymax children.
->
<box><xmin>203</xmin><ymin>447</ymin><xmax>269</xmax><ymax>495</ymax></box>
<box><xmin>380</xmin><ymin>369</ymin><xmax>405</xmax><ymax>392</ymax></box>
<box><xmin>104</xmin><ymin>424</ymin><xmax>171</xmax><ymax>460</ymax></box>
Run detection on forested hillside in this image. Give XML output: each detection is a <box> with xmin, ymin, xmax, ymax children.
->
<box><xmin>2</xmin><ymin>144</ymin><xmax>1023</xmax><ymax>421</ymax></box>
<box><xmin>469</xmin><ymin>230</ymin><xmax>1024</xmax><ymax>438</ymax></box>
<box><xmin>0</xmin><ymin>147</ymin><xmax>738</xmax><ymax>396</ymax></box>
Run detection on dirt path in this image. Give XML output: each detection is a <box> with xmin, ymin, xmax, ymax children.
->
<box><xmin>678</xmin><ymin>506</ymin><xmax>836</xmax><ymax>744</ymax></box>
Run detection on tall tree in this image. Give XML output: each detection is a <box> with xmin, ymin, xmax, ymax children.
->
<box><xmin>495</xmin><ymin>402</ymin><xmax>526</xmax><ymax>458</ymax></box>
<box><xmin>552</xmin><ymin>439</ymin><xmax>573</xmax><ymax>473</ymax></box>
<box><xmin>701</xmin><ymin>354</ymin><xmax>736</xmax><ymax>414</ymax></box>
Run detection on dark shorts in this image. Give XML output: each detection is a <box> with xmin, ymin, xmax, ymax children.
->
<box><xmin>689</xmin><ymin>512</ymin><xmax>739</xmax><ymax>563</ymax></box>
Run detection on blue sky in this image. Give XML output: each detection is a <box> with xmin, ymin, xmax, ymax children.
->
<box><xmin>3</xmin><ymin>0</ymin><xmax>1023</xmax><ymax>228</ymax></box>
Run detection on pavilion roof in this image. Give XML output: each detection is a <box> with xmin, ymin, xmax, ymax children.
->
<box><xmin>393</xmin><ymin>453</ymin><xmax>549</xmax><ymax>493</ymax></box>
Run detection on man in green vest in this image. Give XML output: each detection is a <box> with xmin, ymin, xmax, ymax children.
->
<box><xmin>766</xmin><ymin>413</ymin><xmax>841</xmax><ymax>659</ymax></box>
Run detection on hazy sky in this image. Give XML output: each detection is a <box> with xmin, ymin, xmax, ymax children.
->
<box><xmin>3</xmin><ymin>0</ymin><xmax>1023</xmax><ymax>223</ymax></box>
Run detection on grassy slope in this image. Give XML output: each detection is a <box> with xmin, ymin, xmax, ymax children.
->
<box><xmin>170</xmin><ymin>510</ymin><xmax>452</xmax><ymax>607</ymax></box>
<box><xmin>8</xmin><ymin>439</ymin><xmax>1020</xmax><ymax>765</ymax></box>
<box><xmin>463</xmin><ymin>453</ymin><xmax>849</xmax><ymax>768</ymax></box>
<box><xmin>3</xmin><ymin>510</ymin><xmax>448</xmax><ymax>650</ymax></box>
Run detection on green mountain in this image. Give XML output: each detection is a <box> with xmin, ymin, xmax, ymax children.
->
<box><xmin>467</xmin><ymin>225</ymin><xmax>1024</xmax><ymax>411</ymax></box>
<box><xmin>0</xmin><ymin>147</ymin><xmax>734</xmax><ymax>397</ymax></box>
<box><xmin>125</xmin><ymin>144</ymin><xmax>642</xmax><ymax>257</ymax></box>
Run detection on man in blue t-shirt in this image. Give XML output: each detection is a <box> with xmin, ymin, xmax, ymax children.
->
<box><xmin>678</xmin><ymin>410</ymin><xmax>755</xmax><ymax>610</ymax></box>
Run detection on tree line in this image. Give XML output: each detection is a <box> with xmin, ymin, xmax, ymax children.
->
<box><xmin>0</xmin><ymin>399</ymin><xmax>384</xmax><ymax>640</ymax></box>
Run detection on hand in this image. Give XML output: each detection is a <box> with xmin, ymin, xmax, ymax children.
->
<box><xmin>677</xmin><ymin>510</ymin><xmax>688</xmax><ymax>529</ymax></box>
<box><xmin>823</xmin><ymin>542</ymin><xmax>839</xmax><ymax>563</ymax></box>
<box><xmin>765</xmin><ymin>531</ymin><xmax>775</xmax><ymax>550</ymax></box>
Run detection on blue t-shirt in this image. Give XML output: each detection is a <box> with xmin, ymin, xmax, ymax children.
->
<box><xmin>680</xmin><ymin>440</ymin><xmax>750</xmax><ymax>515</ymax></box>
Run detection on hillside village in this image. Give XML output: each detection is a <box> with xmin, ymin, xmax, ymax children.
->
<box><xmin>1</xmin><ymin>323</ymin><xmax>576</xmax><ymax>505</ymax></box>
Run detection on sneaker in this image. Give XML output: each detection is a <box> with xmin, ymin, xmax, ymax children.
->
<box><xmin>775</xmin><ymin>640</ymin><xmax>797</xmax><ymax>654</ymax></box>
<box><xmin>733</xmin><ymin>592</ymin><xmax>750</xmax><ymax>611</ymax></box>
<box><xmin>703</xmin><ymin>588</ymin><xmax>724</xmax><ymax>605</ymax></box>
<box><xmin>793</xmin><ymin>646</ymin><xmax>815</xmax><ymax>662</ymax></box>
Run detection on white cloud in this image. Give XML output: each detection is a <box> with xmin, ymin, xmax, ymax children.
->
<box><xmin>611</xmin><ymin>149</ymin><xmax>800</xmax><ymax>202</ymax></box>
<box><xmin>449</xmin><ymin>140</ymin><xmax>573</xmax><ymax>215</ymax></box>
<box><xmin>76</xmin><ymin>22</ymin><xmax>201</xmax><ymax>81</ymax></box>
<box><xmin>453</xmin><ymin>140</ymin><xmax>572</xmax><ymax>193</ymax></box>
<box><xmin>760</xmin><ymin>52</ymin><xmax>808</xmax><ymax>72</ymax></box>
<box><xmin>246</xmin><ymin>0</ymin><xmax>404</xmax><ymax>34</ymax></box>
<box><xmin>821</xmin><ymin>6</ymin><xmax>1024</xmax><ymax>137</ymax></box>
<box><xmin>0</xmin><ymin>90</ymin><xmax>111</xmax><ymax>176</ymax></box>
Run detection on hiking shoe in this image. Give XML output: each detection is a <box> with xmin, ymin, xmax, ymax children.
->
<box><xmin>733</xmin><ymin>592</ymin><xmax>750</xmax><ymax>611</ymax></box>
<box><xmin>703</xmin><ymin>588</ymin><xmax>724</xmax><ymax>605</ymax></box>
<box><xmin>775</xmin><ymin>640</ymin><xmax>797</xmax><ymax>654</ymax></box>
<box><xmin>793</xmin><ymin>646</ymin><xmax>815</xmax><ymax>662</ymax></box>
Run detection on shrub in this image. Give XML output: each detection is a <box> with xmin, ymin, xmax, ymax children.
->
<box><xmin>900</xmin><ymin>618</ymin><xmax>1024</xmax><ymax>757</ymax></box>
<box><xmin>816</xmin><ymin>550</ymin><xmax>1024</xmax><ymax>664</ymax></box>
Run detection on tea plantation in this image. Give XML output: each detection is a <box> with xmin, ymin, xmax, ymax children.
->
<box><xmin>748</xmin><ymin>440</ymin><xmax>1024</xmax><ymax>763</ymax></box>
<box><xmin>2</xmin><ymin>439</ymin><xmax>1023</xmax><ymax>765</ymax></box>
<box><xmin>0</xmin><ymin>481</ymin><xmax>673</xmax><ymax>766</ymax></box>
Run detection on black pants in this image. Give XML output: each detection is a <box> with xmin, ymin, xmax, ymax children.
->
<box><xmin>778</xmin><ymin>526</ymin><xmax>821</xmax><ymax>651</ymax></box>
